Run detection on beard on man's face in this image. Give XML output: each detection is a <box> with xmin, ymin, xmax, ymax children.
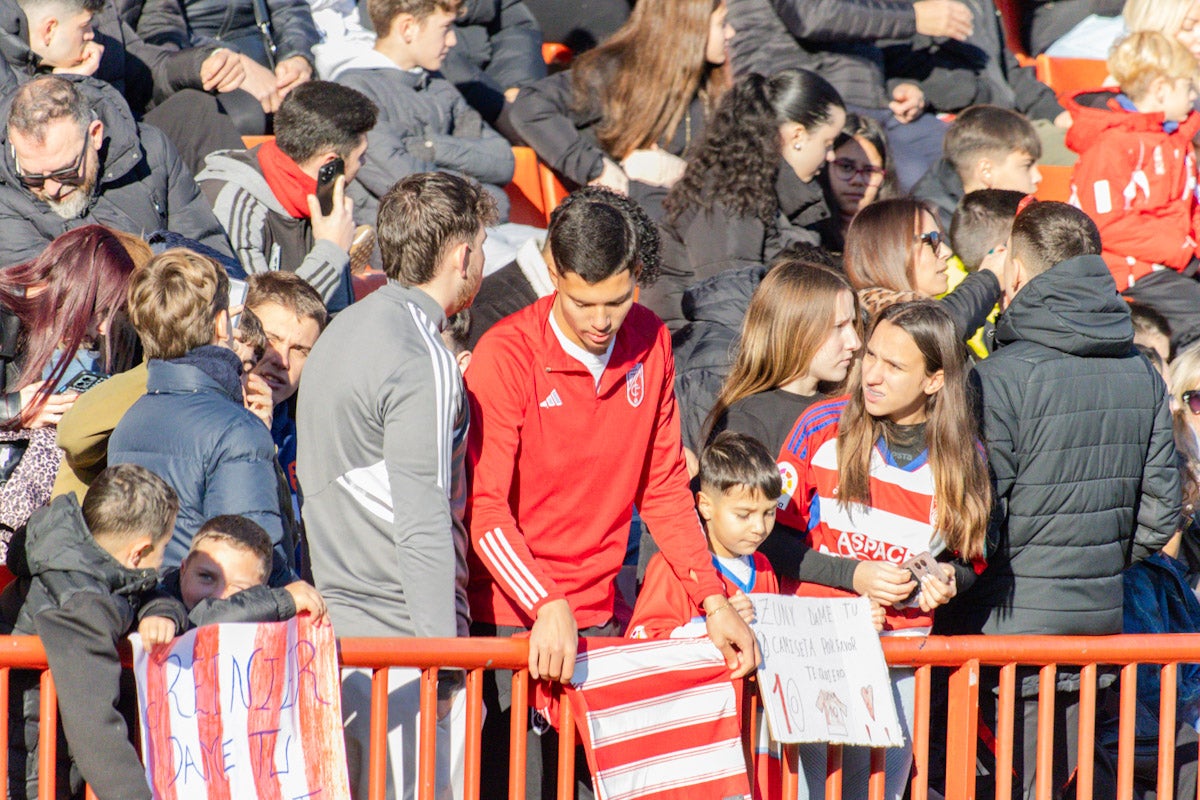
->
<box><xmin>40</xmin><ymin>155</ymin><xmax>97</xmax><ymax>221</ymax></box>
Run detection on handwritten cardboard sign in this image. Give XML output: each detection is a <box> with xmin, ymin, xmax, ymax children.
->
<box><xmin>132</xmin><ymin>617</ymin><xmax>350</xmax><ymax>799</ymax></box>
<box><xmin>751</xmin><ymin>594</ymin><xmax>902</xmax><ymax>747</ymax></box>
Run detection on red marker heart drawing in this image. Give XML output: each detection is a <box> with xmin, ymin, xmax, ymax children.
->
<box><xmin>861</xmin><ymin>686</ymin><xmax>875</xmax><ymax>720</ymax></box>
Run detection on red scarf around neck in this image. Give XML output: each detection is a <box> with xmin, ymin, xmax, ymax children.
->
<box><xmin>257</xmin><ymin>139</ymin><xmax>317</xmax><ymax>219</ymax></box>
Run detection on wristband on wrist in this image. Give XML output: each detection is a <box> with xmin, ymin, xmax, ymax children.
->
<box><xmin>706</xmin><ymin>601</ymin><xmax>734</xmax><ymax>618</ymax></box>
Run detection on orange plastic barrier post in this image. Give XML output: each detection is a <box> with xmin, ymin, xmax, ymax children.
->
<box><xmin>944</xmin><ymin>659</ymin><xmax>980</xmax><ymax>799</ymax></box>
<box><xmin>782</xmin><ymin>743</ymin><xmax>800</xmax><ymax>800</ymax></box>
<box><xmin>826</xmin><ymin>743</ymin><xmax>844</xmax><ymax>800</ymax></box>
<box><xmin>996</xmin><ymin>663</ymin><xmax>1018</xmax><ymax>800</ymax></box>
<box><xmin>1158</xmin><ymin>663</ymin><xmax>1178</xmax><ymax>800</ymax></box>
<box><xmin>868</xmin><ymin>747</ymin><xmax>886</xmax><ymax>800</ymax></box>
<box><xmin>508</xmin><ymin>669</ymin><xmax>529</xmax><ymax>800</ymax></box>
<box><xmin>38</xmin><ymin>670</ymin><xmax>55</xmax><ymax>800</ymax></box>
<box><xmin>1117</xmin><ymin>663</ymin><xmax>1138</xmax><ymax>799</ymax></box>
<box><xmin>369</xmin><ymin>668</ymin><xmax>389</xmax><ymax>800</ymax></box>
<box><xmin>1034</xmin><ymin>665</ymin><xmax>1056</xmax><ymax>800</ymax></box>
<box><xmin>1076</xmin><ymin>663</ymin><xmax>1097</xmax><ymax>799</ymax></box>
<box><xmin>463</xmin><ymin>669</ymin><xmax>484</xmax><ymax>800</ymax></box>
<box><xmin>418</xmin><ymin>668</ymin><xmax>438</xmax><ymax>800</ymax></box>
<box><xmin>557</xmin><ymin>694</ymin><xmax>577</xmax><ymax>800</ymax></box>
<box><xmin>911</xmin><ymin>665</ymin><xmax>931</xmax><ymax>800</ymax></box>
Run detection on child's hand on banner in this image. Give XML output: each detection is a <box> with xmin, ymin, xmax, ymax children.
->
<box><xmin>137</xmin><ymin>616</ymin><xmax>178</xmax><ymax>647</ymax></box>
<box><xmin>286</xmin><ymin>581</ymin><xmax>329</xmax><ymax>623</ymax></box>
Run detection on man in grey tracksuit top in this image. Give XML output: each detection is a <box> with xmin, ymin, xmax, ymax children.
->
<box><xmin>296</xmin><ymin>172</ymin><xmax>495</xmax><ymax>800</ymax></box>
<box><xmin>297</xmin><ymin>278</ymin><xmax>469</xmax><ymax>642</ymax></box>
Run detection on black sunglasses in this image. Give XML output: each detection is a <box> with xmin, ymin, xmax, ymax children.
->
<box><xmin>14</xmin><ymin>139</ymin><xmax>88</xmax><ymax>189</ymax></box>
<box><xmin>918</xmin><ymin>230</ymin><xmax>945</xmax><ymax>251</ymax></box>
<box><xmin>1183</xmin><ymin>390</ymin><xmax>1200</xmax><ymax>415</ymax></box>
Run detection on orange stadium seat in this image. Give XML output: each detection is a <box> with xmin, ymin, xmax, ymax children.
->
<box><xmin>1035</xmin><ymin>54</ymin><xmax>1109</xmax><ymax>99</ymax></box>
<box><xmin>241</xmin><ymin>135</ymin><xmax>275</xmax><ymax>149</ymax></box>
<box><xmin>1035</xmin><ymin>163</ymin><xmax>1073</xmax><ymax>202</ymax></box>
<box><xmin>541</xmin><ymin>42</ymin><xmax>574</xmax><ymax>69</ymax></box>
<box><xmin>539</xmin><ymin>162</ymin><xmax>569</xmax><ymax>219</ymax></box>
<box><xmin>506</xmin><ymin>146</ymin><xmax>551</xmax><ymax>226</ymax></box>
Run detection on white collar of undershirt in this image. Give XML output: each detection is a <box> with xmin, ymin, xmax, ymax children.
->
<box><xmin>548</xmin><ymin>308</ymin><xmax>613</xmax><ymax>390</ymax></box>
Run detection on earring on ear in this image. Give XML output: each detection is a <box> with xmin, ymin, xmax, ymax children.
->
<box><xmin>793</xmin><ymin>142</ymin><xmax>803</xmax><ymax>150</ymax></box>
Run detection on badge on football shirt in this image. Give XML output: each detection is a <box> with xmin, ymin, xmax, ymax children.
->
<box><xmin>626</xmin><ymin>363</ymin><xmax>644</xmax><ymax>408</ymax></box>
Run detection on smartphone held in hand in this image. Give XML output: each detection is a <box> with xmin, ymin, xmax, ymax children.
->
<box><xmin>316</xmin><ymin>158</ymin><xmax>345</xmax><ymax>217</ymax></box>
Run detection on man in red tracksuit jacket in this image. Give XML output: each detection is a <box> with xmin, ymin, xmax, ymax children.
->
<box><xmin>464</xmin><ymin>190</ymin><xmax>758</xmax><ymax>799</ymax></box>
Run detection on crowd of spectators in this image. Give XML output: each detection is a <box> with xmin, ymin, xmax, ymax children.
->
<box><xmin>0</xmin><ymin>0</ymin><xmax>1198</xmax><ymax>798</ymax></box>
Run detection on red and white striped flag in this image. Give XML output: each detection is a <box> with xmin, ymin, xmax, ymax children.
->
<box><xmin>131</xmin><ymin>617</ymin><xmax>350</xmax><ymax>800</ymax></box>
<box><xmin>559</xmin><ymin>638</ymin><xmax>752</xmax><ymax>800</ymax></box>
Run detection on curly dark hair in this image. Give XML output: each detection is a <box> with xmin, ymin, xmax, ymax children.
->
<box><xmin>665</xmin><ymin>70</ymin><xmax>843</xmax><ymax>226</ymax></box>
<box><xmin>548</xmin><ymin>187</ymin><xmax>662</xmax><ymax>287</ymax></box>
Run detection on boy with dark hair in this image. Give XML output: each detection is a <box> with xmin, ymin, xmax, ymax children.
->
<box><xmin>137</xmin><ymin>514</ymin><xmax>326</xmax><ymax>645</ymax></box>
<box><xmin>441</xmin><ymin>309</ymin><xmax>473</xmax><ymax>373</ymax></box>
<box><xmin>949</xmin><ymin>189</ymin><xmax>1027</xmax><ymax>272</ymax></box>
<box><xmin>1130</xmin><ymin>302</ymin><xmax>1173</xmax><ymax>364</ymax></box>
<box><xmin>956</xmin><ymin>200</ymin><xmax>1178</xmax><ymax>797</ymax></box>
<box><xmin>2</xmin><ymin>463</ymin><xmax>178</xmax><ymax>800</ymax></box>
<box><xmin>198</xmin><ymin>80</ymin><xmax>379</xmax><ymax>311</ymax></box>
<box><xmin>298</xmin><ymin>171</ymin><xmax>497</xmax><ymax>799</ymax></box>
<box><xmin>947</xmin><ymin>189</ymin><xmax>1026</xmax><ymax>359</ymax></box>
<box><xmin>628</xmin><ymin>431</ymin><xmax>781</xmax><ymax>639</ymax></box>
<box><xmin>466</xmin><ymin>186</ymin><xmax>757</xmax><ymax>799</ymax></box>
<box><xmin>912</xmin><ymin>105</ymin><xmax>1043</xmax><ymax>228</ymax></box>
<box><xmin>328</xmin><ymin>0</ymin><xmax>515</xmax><ymax>224</ymax></box>
<box><xmin>467</xmin><ymin>186</ymin><xmax>661</xmax><ymax>348</ymax></box>
<box><xmin>109</xmin><ymin>249</ymin><xmax>293</xmax><ymax>585</ymax></box>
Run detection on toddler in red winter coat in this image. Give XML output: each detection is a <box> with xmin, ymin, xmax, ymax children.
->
<box><xmin>1066</xmin><ymin>32</ymin><xmax>1200</xmax><ymax>297</ymax></box>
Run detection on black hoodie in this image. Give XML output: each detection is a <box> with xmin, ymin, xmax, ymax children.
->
<box><xmin>955</xmin><ymin>254</ymin><xmax>1179</xmax><ymax>637</ymax></box>
<box><xmin>0</xmin><ymin>494</ymin><xmax>180</xmax><ymax>800</ymax></box>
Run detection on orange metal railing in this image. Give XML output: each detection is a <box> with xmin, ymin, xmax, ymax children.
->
<box><xmin>4</xmin><ymin>634</ymin><xmax>1200</xmax><ymax>799</ymax></box>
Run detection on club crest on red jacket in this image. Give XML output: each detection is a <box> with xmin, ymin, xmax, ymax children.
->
<box><xmin>626</xmin><ymin>363</ymin><xmax>644</xmax><ymax>408</ymax></box>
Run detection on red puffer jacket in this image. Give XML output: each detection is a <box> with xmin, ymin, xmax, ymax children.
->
<box><xmin>1065</xmin><ymin>88</ymin><xmax>1200</xmax><ymax>290</ymax></box>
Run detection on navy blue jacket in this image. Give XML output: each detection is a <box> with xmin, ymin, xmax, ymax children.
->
<box><xmin>108</xmin><ymin>345</ymin><xmax>291</xmax><ymax>582</ymax></box>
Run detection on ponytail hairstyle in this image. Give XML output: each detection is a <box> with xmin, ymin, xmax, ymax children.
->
<box><xmin>666</xmin><ymin>68</ymin><xmax>844</xmax><ymax>226</ymax></box>
<box><xmin>0</xmin><ymin>225</ymin><xmax>140</xmax><ymax>421</ymax></box>
<box><xmin>706</xmin><ymin>258</ymin><xmax>859</xmax><ymax>439</ymax></box>
<box><xmin>836</xmin><ymin>301</ymin><xmax>990</xmax><ymax>559</ymax></box>
<box><xmin>571</xmin><ymin>0</ymin><xmax>731</xmax><ymax>162</ymax></box>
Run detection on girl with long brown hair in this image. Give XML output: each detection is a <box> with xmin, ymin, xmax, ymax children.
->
<box><xmin>776</xmin><ymin>300</ymin><xmax>990</xmax><ymax>800</ymax></box>
<box><xmin>509</xmin><ymin>0</ymin><xmax>733</xmax><ymax>214</ymax></box>
<box><xmin>707</xmin><ymin>259</ymin><xmax>861</xmax><ymax>456</ymax></box>
<box><xmin>844</xmin><ymin>197</ymin><xmax>1003</xmax><ymax>339</ymax></box>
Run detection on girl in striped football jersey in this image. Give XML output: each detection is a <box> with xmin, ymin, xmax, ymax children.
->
<box><xmin>777</xmin><ymin>299</ymin><xmax>990</xmax><ymax>800</ymax></box>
